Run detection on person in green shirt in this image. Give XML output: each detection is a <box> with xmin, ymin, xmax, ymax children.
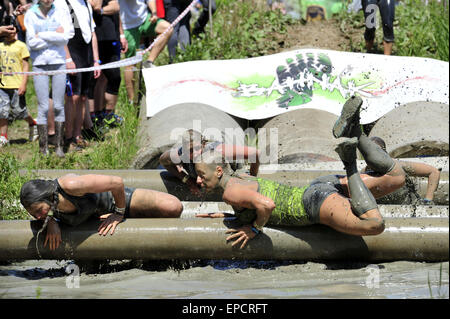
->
<box><xmin>196</xmin><ymin>96</ymin><xmax>406</xmax><ymax>249</ymax></box>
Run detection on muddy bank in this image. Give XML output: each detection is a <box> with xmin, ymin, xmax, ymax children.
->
<box><xmin>0</xmin><ymin>260</ymin><xmax>448</xmax><ymax>299</ymax></box>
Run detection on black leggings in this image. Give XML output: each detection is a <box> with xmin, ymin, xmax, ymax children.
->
<box><xmin>68</xmin><ymin>28</ymin><xmax>94</xmax><ymax>96</ymax></box>
<box><xmin>87</xmin><ymin>41</ymin><xmax>122</xmax><ymax>99</ymax></box>
<box><xmin>362</xmin><ymin>0</ymin><xmax>395</xmax><ymax>43</ymax></box>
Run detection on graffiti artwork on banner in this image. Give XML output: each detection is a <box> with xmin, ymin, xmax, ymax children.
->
<box><xmin>231</xmin><ymin>52</ymin><xmax>378</xmax><ymax>109</ymax></box>
<box><xmin>143</xmin><ymin>49</ymin><xmax>449</xmax><ymax>123</ymax></box>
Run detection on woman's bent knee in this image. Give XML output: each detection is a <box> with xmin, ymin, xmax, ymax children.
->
<box><xmin>165</xmin><ymin>199</ymin><xmax>183</xmax><ymax>217</ymax></box>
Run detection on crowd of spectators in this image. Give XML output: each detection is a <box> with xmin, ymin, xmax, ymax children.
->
<box><xmin>1</xmin><ymin>0</ymin><xmax>395</xmax><ymax>155</ymax></box>
<box><xmin>0</xmin><ymin>0</ymin><xmax>215</xmax><ymax>155</ymax></box>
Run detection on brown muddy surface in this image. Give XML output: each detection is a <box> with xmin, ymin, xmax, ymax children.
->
<box><xmin>1</xmin><ymin>259</ymin><xmax>448</xmax><ymax>299</ymax></box>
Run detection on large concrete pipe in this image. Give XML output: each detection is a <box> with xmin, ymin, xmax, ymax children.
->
<box><xmin>0</xmin><ymin>217</ymin><xmax>447</xmax><ymax>262</ymax></box>
<box><xmin>179</xmin><ymin>202</ymin><xmax>449</xmax><ymax>219</ymax></box>
<box><xmin>25</xmin><ymin>168</ymin><xmax>449</xmax><ymax>205</ymax></box>
<box><xmin>368</xmin><ymin>101</ymin><xmax>449</xmax><ymax>158</ymax></box>
<box><xmin>132</xmin><ymin>102</ymin><xmax>247</xmax><ymax>169</ymax></box>
<box><xmin>256</xmin><ymin>108</ymin><xmax>339</xmax><ymax>163</ymax></box>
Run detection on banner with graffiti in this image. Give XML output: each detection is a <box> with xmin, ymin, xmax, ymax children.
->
<box><xmin>143</xmin><ymin>49</ymin><xmax>449</xmax><ymax>124</ymax></box>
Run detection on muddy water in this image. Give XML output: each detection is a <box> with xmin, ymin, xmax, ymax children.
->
<box><xmin>0</xmin><ymin>260</ymin><xmax>448</xmax><ymax>299</ymax></box>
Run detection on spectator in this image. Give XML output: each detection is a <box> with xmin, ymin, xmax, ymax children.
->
<box><xmin>163</xmin><ymin>0</ymin><xmax>191</xmax><ymax>63</ymax></box>
<box><xmin>1</xmin><ymin>1</ymin><xmax>15</xmax><ymax>36</ymax></box>
<box><xmin>192</xmin><ymin>0</ymin><xmax>215</xmax><ymax>37</ymax></box>
<box><xmin>0</xmin><ymin>16</ymin><xmax>36</xmax><ymax>147</ymax></box>
<box><xmin>361</xmin><ymin>0</ymin><xmax>395</xmax><ymax>55</ymax></box>
<box><xmin>9</xmin><ymin>1</ymin><xmax>33</xmax><ymax>42</ymax></box>
<box><xmin>86</xmin><ymin>0</ymin><xmax>127</xmax><ymax>133</ymax></box>
<box><xmin>62</xmin><ymin>0</ymin><xmax>101</xmax><ymax>151</ymax></box>
<box><xmin>118</xmin><ymin>0</ymin><xmax>173</xmax><ymax>103</ymax></box>
<box><xmin>15</xmin><ymin>0</ymin><xmax>59</xmax><ymax>147</ymax></box>
<box><xmin>0</xmin><ymin>24</ymin><xmax>16</xmax><ymax>37</ymax></box>
<box><xmin>24</xmin><ymin>0</ymin><xmax>73</xmax><ymax>157</ymax></box>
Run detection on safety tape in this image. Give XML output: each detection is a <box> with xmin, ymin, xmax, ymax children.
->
<box><xmin>0</xmin><ymin>0</ymin><xmax>199</xmax><ymax>77</ymax></box>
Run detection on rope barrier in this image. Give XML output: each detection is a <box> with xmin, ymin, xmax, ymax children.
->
<box><xmin>0</xmin><ymin>0</ymin><xmax>200</xmax><ymax>77</ymax></box>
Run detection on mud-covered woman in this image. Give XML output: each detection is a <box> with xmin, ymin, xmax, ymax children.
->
<box><xmin>195</xmin><ymin>96</ymin><xmax>408</xmax><ymax>248</ymax></box>
<box><xmin>20</xmin><ymin>174</ymin><xmax>183</xmax><ymax>250</ymax></box>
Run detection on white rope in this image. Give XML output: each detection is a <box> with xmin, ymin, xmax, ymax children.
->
<box><xmin>0</xmin><ymin>0</ymin><xmax>200</xmax><ymax>77</ymax></box>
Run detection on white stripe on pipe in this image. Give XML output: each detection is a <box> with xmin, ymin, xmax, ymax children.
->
<box><xmin>386</xmin><ymin>227</ymin><xmax>448</xmax><ymax>233</ymax></box>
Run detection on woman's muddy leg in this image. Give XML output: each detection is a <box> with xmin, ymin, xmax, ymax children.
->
<box><xmin>319</xmin><ymin>193</ymin><xmax>385</xmax><ymax>236</ymax></box>
<box><xmin>335</xmin><ymin>137</ymin><xmax>378</xmax><ymax>217</ymax></box>
<box><xmin>129</xmin><ymin>189</ymin><xmax>183</xmax><ymax>218</ymax></box>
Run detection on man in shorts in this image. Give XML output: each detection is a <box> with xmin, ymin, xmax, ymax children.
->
<box><xmin>118</xmin><ymin>0</ymin><xmax>173</xmax><ymax>103</ymax></box>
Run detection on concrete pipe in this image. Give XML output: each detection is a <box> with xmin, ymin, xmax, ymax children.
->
<box><xmin>179</xmin><ymin>202</ymin><xmax>449</xmax><ymax>219</ymax></box>
<box><xmin>132</xmin><ymin>102</ymin><xmax>247</xmax><ymax>169</ymax></box>
<box><xmin>25</xmin><ymin>169</ymin><xmax>449</xmax><ymax>205</ymax></box>
<box><xmin>368</xmin><ymin>101</ymin><xmax>449</xmax><ymax>158</ymax></box>
<box><xmin>256</xmin><ymin>108</ymin><xmax>339</xmax><ymax>163</ymax></box>
<box><xmin>0</xmin><ymin>218</ymin><xmax>447</xmax><ymax>262</ymax></box>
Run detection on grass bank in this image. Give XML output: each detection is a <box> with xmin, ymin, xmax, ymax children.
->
<box><xmin>337</xmin><ymin>0</ymin><xmax>449</xmax><ymax>61</ymax></box>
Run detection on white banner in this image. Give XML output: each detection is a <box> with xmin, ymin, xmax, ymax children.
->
<box><xmin>144</xmin><ymin>49</ymin><xmax>449</xmax><ymax>124</ymax></box>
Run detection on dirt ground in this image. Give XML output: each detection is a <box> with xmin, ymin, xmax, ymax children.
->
<box><xmin>278</xmin><ymin>18</ymin><xmax>360</xmax><ymax>52</ymax></box>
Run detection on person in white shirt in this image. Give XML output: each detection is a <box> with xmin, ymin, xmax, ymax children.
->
<box><xmin>24</xmin><ymin>0</ymin><xmax>74</xmax><ymax>157</ymax></box>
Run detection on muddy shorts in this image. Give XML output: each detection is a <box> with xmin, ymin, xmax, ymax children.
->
<box><xmin>0</xmin><ymin>88</ymin><xmax>27</xmax><ymax>120</ymax></box>
<box><xmin>98</xmin><ymin>186</ymin><xmax>136</xmax><ymax>218</ymax></box>
<box><xmin>123</xmin><ymin>187</ymin><xmax>136</xmax><ymax>218</ymax></box>
<box><xmin>302</xmin><ymin>174</ymin><xmax>346</xmax><ymax>223</ymax></box>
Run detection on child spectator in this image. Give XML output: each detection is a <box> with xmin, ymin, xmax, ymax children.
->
<box><xmin>0</xmin><ymin>15</ymin><xmax>37</xmax><ymax>148</ymax></box>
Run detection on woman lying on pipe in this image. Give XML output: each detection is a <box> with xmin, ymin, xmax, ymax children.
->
<box><xmin>20</xmin><ymin>174</ymin><xmax>183</xmax><ymax>250</ymax></box>
<box><xmin>159</xmin><ymin>129</ymin><xmax>261</xmax><ymax>196</ymax></box>
<box><xmin>195</xmin><ymin>96</ymin><xmax>410</xmax><ymax>249</ymax></box>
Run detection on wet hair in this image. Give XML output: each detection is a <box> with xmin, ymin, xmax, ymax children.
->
<box><xmin>370</xmin><ymin>136</ymin><xmax>387</xmax><ymax>152</ymax></box>
<box><xmin>181</xmin><ymin>129</ymin><xmax>207</xmax><ymax>150</ymax></box>
<box><xmin>180</xmin><ymin>129</ymin><xmax>208</xmax><ymax>163</ymax></box>
<box><xmin>20</xmin><ymin>179</ymin><xmax>58</xmax><ymax>211</ymax></box>
<box><xmin>195</xmin><ymin>150</ymin><xmax>232</xmax><ymax>175</ymax></box>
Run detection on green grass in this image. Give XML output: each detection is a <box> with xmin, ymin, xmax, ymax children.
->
<box><xmin>336</xmin><ymin>0</ymin><xmax>449</xmax><ymax>61</ymax></box>
<box><xmin>157</xmin><ymin>0</ymin><xmax>294</xmax><ymax>64</ymax></box>
<box><xmin>0</xmin><ymin>153</ymin><xmax>33</xmax><ymax>219</ymax></box>
<box><xmin>428</xmin><ymin>263</ymin><xmax>449</xmax><ymax>299</ymax></box>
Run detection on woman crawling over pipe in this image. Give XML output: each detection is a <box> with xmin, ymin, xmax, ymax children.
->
<box><xmin>159</xmin><ymin>129</ymin><xmax>261</xmax><ymax>196</ymax></box>
<box><xmin>19</xmin><ymin>174</ymin><xmax>183</xmax><ymax>250</ymax></box>
<box><xmin>195</xmin><ymin>96</ymin><xmax>409</xmax><ymax>249</ymax></box>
